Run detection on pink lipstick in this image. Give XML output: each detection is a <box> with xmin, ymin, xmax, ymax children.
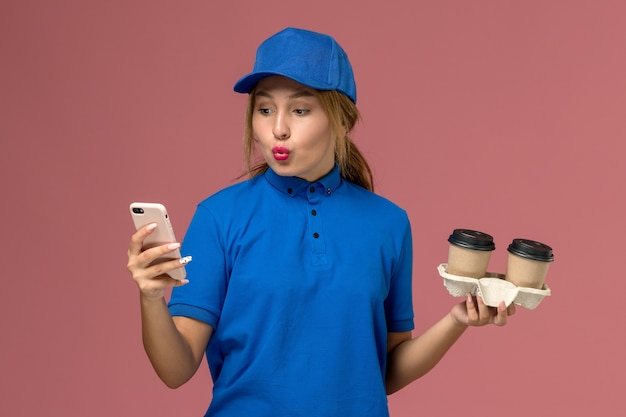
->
<box><xmin>272</xmin><ymin>146</ymin><xmax>290</xmax><ymax>161</ymax></box>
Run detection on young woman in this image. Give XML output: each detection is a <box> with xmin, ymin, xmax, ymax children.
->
<box><xmin>127</xmin><ymin>27</ymin><xmax>514</xmax><ymax>417</ymax></box>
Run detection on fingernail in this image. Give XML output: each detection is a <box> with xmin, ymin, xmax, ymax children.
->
<box><xmin>179</xmin><ymin>255</ymin><xmax>192</xmax><ymax>265</ymax></box>
<box><xmin>146</xmin><ymin>223</ymin><xmax>157</xmax><ymax>231</ymax></box>
<box><xmin>167</xmin><ymin>243</ymin><xmax>180</xmax><ymax>250</ymax></box>
<box><xmin>180</xmin><ymin>279</ymin><xmax>190</xmax><ymax>285</ymax></box>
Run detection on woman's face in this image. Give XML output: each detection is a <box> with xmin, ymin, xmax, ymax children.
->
<box><xmin>252</xmin><ymin>76</ymin><xmax>335</xmax><ymax>182</ymax></box>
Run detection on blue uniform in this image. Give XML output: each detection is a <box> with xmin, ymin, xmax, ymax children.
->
<box><xmin>169</xmin><ymin>165</ymin><xmax>414</xmax><ymax>416</ymax></box>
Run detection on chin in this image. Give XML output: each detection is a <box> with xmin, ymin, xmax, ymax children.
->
<box><xmin>268</xmin><ymin>162</ymin><xmax>294</xmax><ymax>176</ymax></box>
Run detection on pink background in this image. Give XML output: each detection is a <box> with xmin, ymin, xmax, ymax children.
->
<box><xmin>1</xmin><ymin>0</ymin><xmax>624</xmax><ymax>415</ymax></box>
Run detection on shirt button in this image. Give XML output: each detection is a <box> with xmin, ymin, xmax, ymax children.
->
<box><xmin>311</xmin><ymin>209</ymin><xmax>317</xmax><ymax>216</ymax></box>
<box><xmin>287</xmin><ymin>188</ymin><xmax>293</xmax><ymax>194</ymax></box>
<box><xmin>326</xmin><ymin>188</ymin><xmax>331</xmax><ymax>195</ymax></box>
<box><xmin>313</xmin><ymin>232</ymin><xmax>319</xmax><ymax>238</ymax></box>
<box><xmin>309</xmin><ymin>186</ymin><xmax>315</xmax><ymax>193</ymax></box>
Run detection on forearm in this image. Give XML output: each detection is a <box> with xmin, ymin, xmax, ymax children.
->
<box><xmin>140</xmin><ymin>295</ymin><xmax>200</xmax><ymax>388</ymax></box>
<box><xmin>386</xmin><ymin>312</ymin><xmax>468</xmax><ymax>394</ymax></box>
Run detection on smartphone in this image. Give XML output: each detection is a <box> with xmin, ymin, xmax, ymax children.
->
<box><xmin>129</xmin><ymin>202</ymin><xmax>187</xmax><ymax>280</ymax></box>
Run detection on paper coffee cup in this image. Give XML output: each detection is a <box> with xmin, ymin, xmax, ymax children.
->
<box><xmin>505</xmin><ymin>239</ymin><xmax>554</xmax><ymax>289</ymax></box>
<box><xmin>446</xmin><ymin>229</ymin><xmax>495</xmax><ymax>278</ymax></box>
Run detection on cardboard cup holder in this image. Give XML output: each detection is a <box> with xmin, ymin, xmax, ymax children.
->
<box><xmin>437</xmin><ymin>263</ymin><xmax>551</xmax><ymax>310</ymax></box>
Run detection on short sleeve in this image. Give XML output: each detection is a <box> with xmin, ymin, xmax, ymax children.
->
<box><xmin>384</xmin><ymin>216</ymin><xmax>414</xmax><ymax>332</ymax></box>
<box><xmin>168</xmin><ymin>204</ymin><xmax>228</xmax><ymax>329</ymax></box>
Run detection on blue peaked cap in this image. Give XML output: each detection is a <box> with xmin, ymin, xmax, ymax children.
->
<box><xmin>234</xmin><ymin>28</ymin><xmax>357</xmax><ymax>103</ymax></box>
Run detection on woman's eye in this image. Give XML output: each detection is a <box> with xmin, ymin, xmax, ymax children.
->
<box><xmin>294</xmin><ymin>109</ymin><xmax>309</xmax><ymax>115</ymax></box>
<box><xmin>257</xmin><ymin>108</ymin><xmax>272</xmax><ymax>115</ymax></box>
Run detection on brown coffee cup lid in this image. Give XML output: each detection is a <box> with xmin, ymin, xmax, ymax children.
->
<box><xmin>448</xmin><ymin>229</ymin><xmax>495</xmax><ymax>251</ymax></box>
<box><xmin>507</xmin><ymin>239</ymin><xmax>554</xmax><ymax>262</ymax></box>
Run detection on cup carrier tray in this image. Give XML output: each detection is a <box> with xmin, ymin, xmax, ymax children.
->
<box><xmin>437</xmin><ymin>263</ymin><xmax>551</xmax><ymax>310</ymax></box>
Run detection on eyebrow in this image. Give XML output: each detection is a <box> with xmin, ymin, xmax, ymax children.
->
<box><xmin>255</xmin><ymin>90</ymin><xmax>316</xmax><ymax>100</ymax></box>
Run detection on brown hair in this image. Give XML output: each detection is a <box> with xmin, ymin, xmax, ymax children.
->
<box><xmin>242</xmin><ymin>88</ymin><xmax>374</xmax><ymax>191</ymax></box>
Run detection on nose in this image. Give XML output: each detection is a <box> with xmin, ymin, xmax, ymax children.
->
<box><xmin>272</xmin><ymin>113</ymin><xmax>290</xmax><ymax>140</ymax></box>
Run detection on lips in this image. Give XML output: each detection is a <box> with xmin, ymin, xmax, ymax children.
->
<box><xmin>272</xmin><ymin>146</ymin><xmax>290</xmax><ymax>161</ymax></box>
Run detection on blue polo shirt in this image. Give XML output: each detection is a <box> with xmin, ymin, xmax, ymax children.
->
<box><xmin>169</xmin><ymin>165</ymin><xmax>414</xmax><ymax>417</ymax></box>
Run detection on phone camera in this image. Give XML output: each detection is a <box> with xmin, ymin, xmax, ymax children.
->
<box><xmin>132</xmin><ymin>207</ymin><xmax>144</xmax><ymax>214</ymax></box>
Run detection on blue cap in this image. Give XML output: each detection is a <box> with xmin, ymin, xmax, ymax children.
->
<box><xmin>234</xmin><ymin>27</ymin><xmax>357</xmax><ymax>103</ymax></box>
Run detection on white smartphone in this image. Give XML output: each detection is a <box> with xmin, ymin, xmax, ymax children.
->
<box><xmin>129</xmin><ymin>202</ymin><xmax>187</xmax><ymax>280</ymax></box>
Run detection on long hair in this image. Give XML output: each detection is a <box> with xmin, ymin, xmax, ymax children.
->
<box><xmin>242</xmin><ymin>88</ymin><xmax>374</xmax><ymax>191</ymax></box>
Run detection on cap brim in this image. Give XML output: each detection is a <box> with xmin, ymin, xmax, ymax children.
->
<box><xmin>234</xmin><ymin>71</ymin><xmax>335</xmax><ymax>94</ymax></box>
<box><xmin>233</xmin><ymin>71</ymin><xmax>356</xmax><ymax>103</ymax></box>
<box><xmin>233</xmin><ymin>72</ymin><xmax>277</xmax><ymax>94</ymax></box>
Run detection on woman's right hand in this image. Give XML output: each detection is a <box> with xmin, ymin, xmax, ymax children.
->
<box><xmin>126</xmin><ymin>223</ymin><xmax>189</xmax><ymax>299</ymax></box>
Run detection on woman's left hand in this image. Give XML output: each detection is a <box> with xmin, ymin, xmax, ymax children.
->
<box><xmin>451</xmin><ymin>294</ymin><xmax>516</xmax><ymax>327</ymax></box>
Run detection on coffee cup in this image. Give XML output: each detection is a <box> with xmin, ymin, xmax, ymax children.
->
<box><xmin>505</xmin><ymin>239</ymin><xmax>554</xmax><ymax>289</ymax></box>
<box><xmin>446</xmin><ymin>229</ymin><xmax>495</xmax><ymax>278</ymax></box>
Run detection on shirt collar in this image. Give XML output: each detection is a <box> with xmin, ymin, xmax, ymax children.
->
<box><xmin>264</xmin><ymin>164</ymin><xmax>342</xmax><ymax>197</ymax></box>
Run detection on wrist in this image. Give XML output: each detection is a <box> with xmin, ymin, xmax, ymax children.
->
<box><xmin>139</xmin><ymin>291</ymin><xmax>167</xmax><ymax>306</ymax></box>
<box><xmin>448</xmin><ymin>311</ymin><xmax>469</xmax><ymax>332</ymax></box>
